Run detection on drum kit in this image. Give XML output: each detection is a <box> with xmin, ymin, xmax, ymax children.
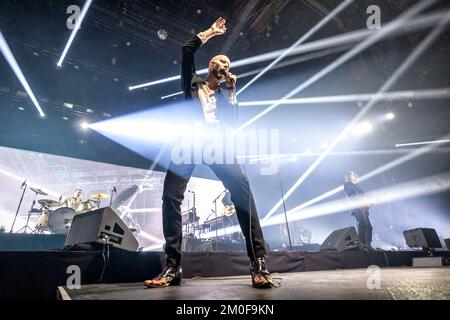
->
<box><xmin>13</xmin><ymin>186</ymin><xmax>111</xmax><ymax>235</ymax></box>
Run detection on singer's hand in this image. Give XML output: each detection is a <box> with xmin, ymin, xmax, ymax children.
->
<box><xmin>225</xmin><ymin>72</ymin><xmax>237</xmax><ymax>88</ymax></box>
<box><xmin>210</xmin><ymin>17</ymin><xmax>227</xmax><ymax>36</ymax></box>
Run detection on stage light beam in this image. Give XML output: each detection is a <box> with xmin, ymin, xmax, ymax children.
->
<box><xmin>238</xmin><ymin>88</ymin><xmax>450</xmax><ymax>107</ymax></box>
<box><xmin>160</xmin><ymin>46</ymin><xmax>353</xmax><ymax>100</ymax></box>
<box><xmin>262</xmin><ymin>9</ymin><xmax>450</xmax><ymax>222</ymax></box>
<box><xmin>207</xmin><ymin>170</ymin><xmax>450</xmax><ymax>238</ymax></box>
<box><xmin>129</xmin><ymin>9</ymin><xmax>450</xmax><ymax>92</ymax></box>
<box><xmin>57</xmin><ymin>0</ymin><xmax>93</xmax><ymax>67</ymax></box>
<box><xmin>396</xmin><ymin>139</ymin><xmax>450</xmax><ymax>148</ymax></box>
<box><xmin>0</xmin><ymin>31</ymin><xmax>45</xmax><ymax>117</ymax></box>
<box><xmin>236</xmin><ymin>0</ymin><xmax>354</xmax><ymax>96</ymax></box>
<box><xmin>284</xmin><ymin>134</ymin><xmax>450</xmax><ymax>216</ymax></box>
<box><xmin>235</xmin><ymin>0</ymin><xmax>438</xmax><ymax>134</ymax></box>
<box><xmin>263</xmin><ymin>172</ymin><xmax>450</xmax><ymax>227</ymax></box>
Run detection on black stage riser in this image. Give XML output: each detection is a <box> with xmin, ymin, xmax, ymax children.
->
<box><xmin>2</xmin><ymin>250</ymin><xmax>450</xmax><ymax>300</ymax></box>
<box><xmin>0</xmin><ymin>233</ymin><xmax>66</xmax><ymax>251</ymax></box>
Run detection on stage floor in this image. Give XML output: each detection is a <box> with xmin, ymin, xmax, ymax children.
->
<box><xmin>60</xmin><ymin>266</ymin><xmax>450</xmax><ymax>300</ymax></box>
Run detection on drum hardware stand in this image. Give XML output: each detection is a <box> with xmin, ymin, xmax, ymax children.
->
<box><xmin>32</xmin><ymin>205</ymin><xmax>47</xmax><ymax>234</ymax></box>
<box><xmin>17</xmin><ymin>187</ymin><xmax>40</xmax><ymax>234</ymax></box>
<box><xmin>93</xmin><ymin>200</ymin><xmax>101</xmax><ymax>208</ymax></box>
<box><xmin>10</xmin><ymin>180</ymin><xmax>27</xmax><ymax>233</ymax></box>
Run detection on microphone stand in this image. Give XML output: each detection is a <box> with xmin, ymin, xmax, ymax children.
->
<box><xmin>109</xmin><ymin>186</ymin><xmax>116</xmax><ymax>207</ymax></box>
<box><xmin>212</xmin><ymin>190</ymin><xmax>226</xmax><ymax>242</ymax></box>
<box><xmin>191</xmin><ymin>191</ymin><xmax>197</xmax><ymax>237</ymax></box>
<box><xmin>187</xmin><ymin>191</ymin><xmax>198</xmax><ymax>237</ymax></box>
<box><xmin>10</xmin><ymin>181</ymin><xmax>27</xmax><ymax>233</ymax></box>
<box><xmin>278</xmin><ymin>172</ymin><xmax>292</xmax><ymax>250</ymax></box>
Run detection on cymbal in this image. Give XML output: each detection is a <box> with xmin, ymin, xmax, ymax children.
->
<box><xmin>30</xmin><ymin>188</ymin><xmax>48</xmax><ymax>196</ymax></box>
<box><xmin>90</xmin><ymin>193</ymin><xmax>110</xmax><ymax>200</ymax></box>
<box><xmin>38</xmin><ymin>199</ymin><xmax>60</xmax><ymax>207</ymax></box>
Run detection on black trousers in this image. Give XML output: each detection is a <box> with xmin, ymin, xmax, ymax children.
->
<box><xmin>162</xmin><ymin>161</ymin><xmax>267</xmax><ymax>268</ymax></box>
<box><xmin>353</xmin><ymin>211</ymin><xmax>373</xmax><ymax>247</ymax></box>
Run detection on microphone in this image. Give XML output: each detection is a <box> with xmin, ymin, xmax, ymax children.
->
<box><xmin>21</xmin><ymin>180</ymin><xmax>27</xmax><ymax>189</ymax></box>
<box><xmin>112</xmin><ymin>186</ymin><xmax>117</xmax><ymax>193</ymax></box>
<box><xmin>219</xmin><ymin>69</ymin><xmax>229</xmax><ymax>77</ymax></box>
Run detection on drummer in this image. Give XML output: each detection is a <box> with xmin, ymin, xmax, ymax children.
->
<box><xmin>58</xmin><ymin>188</ymin><xmax>85</xmax><ymax>212</ymax></box>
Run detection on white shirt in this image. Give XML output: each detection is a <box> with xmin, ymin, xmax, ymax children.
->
<box><xmin>194</xmin><ymin>32</ymin><xmax>237</xmax><ymax>124</ymax></box>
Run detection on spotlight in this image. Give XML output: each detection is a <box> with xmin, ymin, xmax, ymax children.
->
<box><xmin>385</xmin><ymin>112</ymin><xmax>395</xmax><ymax>120</ymax></box>
<box><xmin>80</xmin><ymin>121</ymin><xmax>89</xmax><ymax>130</ymax></box>
<box><xmin>352</xmin><ymin>121</ymin><xmax>373</xmax><ymax>136</ymax></box>
<box><xmin>157</xmin><ymin>29</ymin><xmax>168</xmax><ymax>40</ymax></box>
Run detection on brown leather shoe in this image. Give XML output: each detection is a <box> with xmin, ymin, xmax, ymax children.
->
<box><xmin>251</xmin><ymin>257</ymin><xmax>274</xmax><ymax>289</ymax></box>
<box><xmin>144</xmin><ymin>266</ymin><xmax>182</xmax><ymax>288</ymax></box>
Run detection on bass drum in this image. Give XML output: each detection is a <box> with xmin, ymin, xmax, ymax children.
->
<box><xmin>48</xmin><ymin>207</ymin><xmax>77</xmax><ymax>234</ymax></box>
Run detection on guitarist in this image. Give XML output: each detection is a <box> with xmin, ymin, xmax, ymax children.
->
<box><xmin>344</xmin><ymin>171</ymin><xmax>374</xmax><ymax>251</ymax></box>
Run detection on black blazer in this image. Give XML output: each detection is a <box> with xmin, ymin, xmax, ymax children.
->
<box><xmin>181</xmin><ymin>35</ymin><xmax>236</xmax><ymax>124</ymax></box>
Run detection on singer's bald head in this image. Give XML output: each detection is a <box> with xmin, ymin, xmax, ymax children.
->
<box><xmin>208</xmin><ymin>55</ymin><xmax>230</xmax><ymax>80</ymax></box>
<box><xmin>210</xmin><ymin>55</ymin><xmax>230</xmax><ymax>66</ymax></box>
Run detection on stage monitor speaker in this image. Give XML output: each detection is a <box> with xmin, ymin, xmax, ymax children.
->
<box><xmin>320</xmin><ymin>227</ymin><xmax>359</xmax><ymax>252</ymax></box>
<box><xmin>403</xmin><ymin>228</ymin><xmax>442</xmax><ymax>249</ymax></box>
<box><xmin>65</xmin><ymin>207</ymin><xmax>139</xmax><ymax>251</ymax></box>
<box><xmin>444</xmin><ymin>238</ymin><xmax>450</xmax><ymax>250</ymax></box>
